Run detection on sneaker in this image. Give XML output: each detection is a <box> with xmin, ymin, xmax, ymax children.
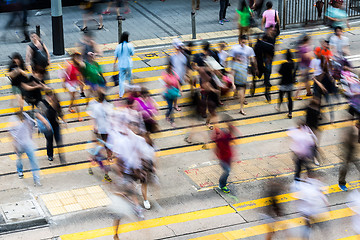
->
<box><xmin>18</xmin><ymin>172</ymin><xmax>24</xmax><ymax>179</ymax></box>
<box><xmin>80</xmin><ymin>92</ymin><xmax>86</xmax><ymax>98</ymax></box>
<box><xmin>143</xmin><ymin>200</ymin><xmax>151</xmax><ymax>210</ymax></box>
<box><xmin>313</xmin><ymin>159</ymin><xmax>320</xmax><ymax>166</ymax></box>
<box><xmin>339</xmin><ymin>184</ymin><xmax>348</xmax><ymax>192</ymax></box>
<box><xmin>219</xmin><ymin>20</ymin><xmax>224</xmax><ymax>25</ymax></box>
<box><xmin>134</xmin><ymin>206</ymin><xmax>144</xmax><ymax>219</ymax></box>
<box><xmin>88</xmin><ymin>168</ymin><xmax>94</xmax><ymax>175</ymax></box>
<box><xmin>104</xmin><ymin>174</ymin><xmax>112</xmax><ymax>182</ymax></box>
<box><xmin>34</xmin><ymin>180</ymin><xmax>42</xmax><ymax>187</ymax></box>
<box><xmin>223</xmin><ymin>18</ymin><xmax>230</xmax><ymax>22</ymax></box>
<box><xmin>48</xmin><ymin>157</ymin><xmax>53</xmax><ymax>162</ymax></box>
<box><xmin>220</xmin><ymin>186</ymin><xmax>230</xmax><ymax>194</ymax></box>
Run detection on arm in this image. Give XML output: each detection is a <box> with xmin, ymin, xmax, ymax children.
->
<box><xmin>43</xmin><ymin>43</ymin><xmax>51</xmax><ymax>65</ymax></box>
<box><xmin>25</xmin><ymin>45</ymin><xmax>32</xmax><ymax>72</ymax></box>
<box><xmin>276</xmin><ymin>12</ymin><xmax>280</xmax><ymax>25</ymax></box>
<box><xmin>113</xmin><ymin>56</ymin><xmax>118</xmax><ymax>71</ymax></box>
<box><xmin>261</xmin><ymin>16</ymin><xmax>266</xmax><ymax>30</ymax></box>
<box><xmin>35</xmin><ymin>111</ymin><xmax>51</xmax><ymax>130</ymax></box>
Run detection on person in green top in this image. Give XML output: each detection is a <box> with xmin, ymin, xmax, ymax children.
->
<box><xmin>80</xmin><ymin>52</ymin><xmax>106</xmax><ymax>105</ymax></box>
<box><xmin>236</xmin><ymin>0</ymin><xmax>253</xmax><ymax>39</ymax></box>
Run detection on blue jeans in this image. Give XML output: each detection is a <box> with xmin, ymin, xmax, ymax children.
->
<box><xmin>16</xmin><ymin>144</ymin><xmax>40</xmax><ymax>182</ymax></box>
<box><xmin>165</xmin><ymin>96</ymin><xmax>175</xmax><ymax>123</ymax></box>
<box><xmin>118</xmin><ymin>67</ymin><xmax>132</xmax><ymax>97</ymax></box>
<box><xmin>219</xmin><ymin>161</ymin><xmax>231</xmax><ymax>188</ymax></box>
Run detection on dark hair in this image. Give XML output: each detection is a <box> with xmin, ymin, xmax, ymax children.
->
<box><xmin>71</xmin><ymin>52</ymin><xmax>82</xmax><ymax>68</ymax></box>
<box><xmin>120</xmin><ymin>31</ymin><xmax>130</xmax><ymax>43</ymax></box>
<box><xmin>98</xmin><ymin>91</ymin><xmax>106</xmax><ymax>102</ymax></box>
<box><xmin>140</xmin><ymin>87</ymin><xmax>150</xmax><ymax>97</ymax></box>
<box><xmin>126</xmin><ymin>97</ymin><xmax>134</xmax><ymax>106</ymax></box>
<box><xmin>202</xmin><ymin>41</ymin><xmax>210</xmax><ymax>52</ymax></box>
<box><xmin>302</xmin><ymin>35</ymin><xmax>311</xmax><ymax>44</ymax></box>
<box><xmin>32</xmin><ymin>65</ymin><xmax>46</xmax><ymax>75</ymax></box>
<box><xmin>185</xmin><ymin>41</ymin><xmax>194</xmax><ymax>48</ymax></box>
<box><xmin>334</xmin><ymin>26</ymin><xmax>343</xmax><ymax>32</ymax></box>
<box><xmin>10</xmin><ymin>52</ymin><xmax>25</xmax><ymax>70</ymax></box>
<box><xmin>266</xmin><ymin>1</ymin><xmax>273</xmax><ymax>9</ymax></box>
<box><xmin>240</xmin><ymin>0</ymin><xmax>247</xmax><ymax>11</ymax></box>
<box><xmin>166</xmin><ymin>59</ymin><xmax>173</xmax><ymax>73</ymax></box>
<box><xmin>285</xmin><ymin>49</ymin><xmax>293</xmax><ymax>62</ymax></box>
<box><xmin>240</xmin><ymin>34</ymin><xmax>248</xmax><ymax>40</ymax></box>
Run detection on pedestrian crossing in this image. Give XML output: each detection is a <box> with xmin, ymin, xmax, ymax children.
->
<box><xmin>59</xmin><ymin>179</ymin><xmax>360</xmax><ymax>240</ymax></box>
<box><xmin>1</xmin><ymin>29</ymin><xmax>359</xmax><ymax>239</ymax></box>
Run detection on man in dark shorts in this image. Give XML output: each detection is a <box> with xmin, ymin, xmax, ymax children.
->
<box><xmin>81</xmin><ymin>0</ymin><xmax>104</xmax><ymax>31</ymax></box>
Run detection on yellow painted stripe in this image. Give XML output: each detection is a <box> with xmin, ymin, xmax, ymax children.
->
<box><xmin>59</xmin><ymin>179</ymin><xmax>360</xmax><ymax>240</ymax></box>
<box><xmin>18</xmin><ymin>120</ymin><xmax>353</xmax><ymax>179</ymax></box>
<box><xmin>338</xmin><ymin>236</ymin><xmax>360</xmax><ymax>240</ymax></box>
<box><xmin>190</xmin><ymin>207</ymin><xmax>354</xmax><ymax>240</ymax></box>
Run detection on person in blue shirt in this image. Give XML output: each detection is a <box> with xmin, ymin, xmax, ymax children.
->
<box><xmin>113</xmin><ymin>31</ymin><xmax>135</xmax><ymax>98</ymax></box>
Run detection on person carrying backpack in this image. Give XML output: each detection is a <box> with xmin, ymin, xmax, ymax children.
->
<box><xmin>25</xmin><ymin>32</ymin><xmax>50</xmax><ymax>80</ymax></box>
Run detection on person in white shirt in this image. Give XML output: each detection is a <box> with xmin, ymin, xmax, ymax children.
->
<box><xmin>218</xmin><ymin>41</ymin><xmax>229</xmax><ymax>68</ymax></box>
<box><xmin>170</xmin><ymin>39</ymin><xmax>188</xmax><ymax>111</ymax></box>
<box><xmin>86</xmin><ymin>90</ymin><xmax>113</xmax><ymax>160</ymax></box>
<box><xmin>329</xmin><ymin>26</ymin><xmax>350</xmax><ymax>58</ymax></box>
<box><xmin>9</xmin><ymin>112</ymin><xmax>41</xmax><ymax>185</ymax></box>
<box><xmin>113</xmin><ymin>32</ymin><xmax>135</xmax><ymax>98</ymax></box>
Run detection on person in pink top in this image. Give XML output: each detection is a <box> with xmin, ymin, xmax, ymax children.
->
<box><xmin>261</xmin><ymin>2</ymin><xmax>280</xmax><ymax>30</ymax></box>
<box><xmin>134</xmin><ymin>87</ymin><xmax>159</xmax><ymax>134</ymax></box>
<box><xmin>162</xmin><ymin>64</ymin><xmax>182</xmax><ymax>127</ymax></box>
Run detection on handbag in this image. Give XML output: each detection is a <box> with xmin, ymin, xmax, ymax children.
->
<box><xmin>164</xmin><ymin>86</ymin><xmax>181</xmax><ymax>100</ymax></box>
<box><xmin>274</xmin><ymin>11</ymin><xmax>280</xmax><ymax>36</ymax></box>
<box><xmin>111</xmin><ymin>74</ymin><xmax>119</xmax><ymax>86</ymax></box>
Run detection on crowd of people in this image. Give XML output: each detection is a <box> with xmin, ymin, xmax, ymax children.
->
<box><xmin>3</xmin><ymin>0</ymin><xmax>360</xmax><ymax>239</ymax></box>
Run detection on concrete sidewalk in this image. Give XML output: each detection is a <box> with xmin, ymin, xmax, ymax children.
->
<box><xmin>0</xmin><ymin>0</ymin><xmax>259</xmax><ymax>64</ymax></box>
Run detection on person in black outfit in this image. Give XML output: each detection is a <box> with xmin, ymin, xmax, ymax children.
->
<box><xmin>22</xmin><ymin>65</ymin><xmax>49</xmax><ymax>109</ymax></box>
<box><xmin>276</xmin><ymin>49</ymin><xmax>295</xmax><ymax>119</ymax></box>
<box><xmin>8</xmin><ymin>53</ymin><xmax>27</xmax><ymax>111</ymax></box>
<box><xmin>38</xmin><ymin>90</ymin><xmax>67</xmax><ymax>163</ymax></box>
<box><xmin>216</xmin><ymin>0</ymin><xmax>230</xmax><ymax>25</ymax></box>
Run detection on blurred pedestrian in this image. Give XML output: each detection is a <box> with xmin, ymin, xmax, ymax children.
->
<box><xmin>262</xmin><ymin>180</ymin><xmax>286</xmax><ymax>240</ymax></box>
<box><xmin>87</xmin><ymin>90</ymin><xmax>113</xmax><ymax>161</ymax></box>
<box><xmin>231</xmin><ymin>53</ymin><xmax>248</xmax><ymax>115</ymax></box>
<box><xmin>314</xmin><ymin>39</ymin><xmax>333</xmax><ymax>63</ymax></box>
<box><xmin>325</xmin><ymin>0</ymin><xmax>350</xmax><ymax>30</ymax></box>
<box><xmin>216</xmin><ymin>0</ymin><xmax>230</xmax><ymax>25</ymax></box>
<box><xmin>114</xmin><ymin>31</ymin><xmax>134</xmax><ymax>98</ymax></box>
<box><xmin>133</xmin><ymin>87</ymin><xmax>159</xmax><ymax>134</ymax></box>
<box><xmin>7</xmin><ymin>53</ymin><xmax>27</xmax><ymax>111</ymax></box>
<box><xmin>295</xmin><ymin>35</ymin><xmax>314</xmax><ymax>99</ymax></box>
<box><xmin>236</xmin><ymin>0</ymin><xmax>253</xmax><ymax>38</ymax></box>
<box><xmin>38</xmin><ymin>90</ymin><xmax>67</xmax><ymax>163</ymax></box>
<box><xmin>170</xmin><ymin>39</ymin><xmax>189</xmax><ymax>111</ymax></box>
<box><xmin>22</xmin><ymin>65</ymin><xmax>49</xmax><ymax>109</ymax></box>
<box><xmin>287</xmin><ymin>121</ymin><xmax>317</xmax><ymax>182</ymax></box>
<box><xmin>249</xmin><ymin>0</ymin><xmax>264</xmax><ymax>18</ymax></box>
<box><xmin>80</xmin><ymin>0</ymin><xmax>104</xmax><ymax>31</ymax></box>
<box><xmin>80</xmin><ymin>52</ymin><xmax>106</xmax><ymax>101</ymax></box>
<box><xmin>230</xmin><ymin>35</ymin><xmax>257</xmax><ymax>100</ymax></box>
<box><xmin>87</xmin><ymin>140</ymin><xmax>112</xmax><ymax>182</ymax></box>
<box><xmin>295</xmin><ymin>172</ymin><xmax>329</xmax><ymax>239</ymax></box>
<box><xmin>79</xmin><ymin>31</ymin><xmax>102</xmax><ymax>64</ymax></box>
<box><xmin>276</xmin><ymin>49</ymin><xmax>295</xmax><ymax>119</ymax></box>
<box><xmin>162</xmin><ymin>63</ymin><xmax>182</xmax><ymax>127</ymax></box>
<box><xmin>25</xmin><ymin>32</ymin><xmax>50</xmax><ymax>79</ymax></box>
<box><xmin>211</xmin><ymin>114</ymin><xmax>241</xmax><ymax>193</ymax></box>
<box><xmin>311</xmin><ymin>55</ymin><xmax>337</xmax><ymax>123</ymax></box>
<box><xmin>338</xmin><ymin>125</ymin><xmax>360</xmax><ymax>191</ymax></box>
<box><xmin>9</xmin><ymin>111</ymin><xmax>41</xmax><ymax>186</ymax></box>
<box><xmin>218</xmin><ymin>41</ymin><xmax>229</xmax><ymax>69</ymax></box>
<box><xmin>347</xmin><ymin>189</ymin><xmax>360</xmax><ymax>234</ymax></box>
<box><xmin>261</xmin><ymin>1</ymin><xmax>280</xmax><ymax>31</ymax></box>
<box><xmin>62</xmin><ymin>52</ymin><xmax>85</xmax><ymax>122</ymax></box>
<box><xmin>329</xmin><ymin>26</ymin><xmax>350</xmax><ymax>58</ymax></box>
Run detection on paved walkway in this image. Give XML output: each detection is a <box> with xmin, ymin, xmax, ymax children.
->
<box><xmin>0</xmin><ymin>0</ymin><xmax>269</xmax><ymax>64</ymax></box>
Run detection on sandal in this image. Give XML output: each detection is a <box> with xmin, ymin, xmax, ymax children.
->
<box><xmin>184</xmin><ymin>136</ymin><xmax>192</xmax><ymax>144</ymax></box>
<box><xmin>68</xmin><ymin>108</ymin><xmax>75</xmax><ymax>113</ymax></box>
<box><xmin>174</xmin><ymin>107</ymin><xmax>181</xmax><ymax>111</ymax></box>
<box><xmin>81</xmin><ymin>26</ymin><xmax>88</xmax><ymax>32</ymax></box>
<box><xmin>239</xmin><ymin>110</ymin><xmax>246</xmax><ymax>115</ymax></box>
<box><xmin>243</xmin><ymin>100</ymin><xmax>248</xmax><ymax>105</ymax></box>
<box><xmin>295</xmin><ymin>96</ymin><xmax>303</xmax><ymax>100</ymax></box>
<box><xmin>97</xmin><ymin>25</ymin><xmax>104</xmax><ymax>30</ymax></box>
